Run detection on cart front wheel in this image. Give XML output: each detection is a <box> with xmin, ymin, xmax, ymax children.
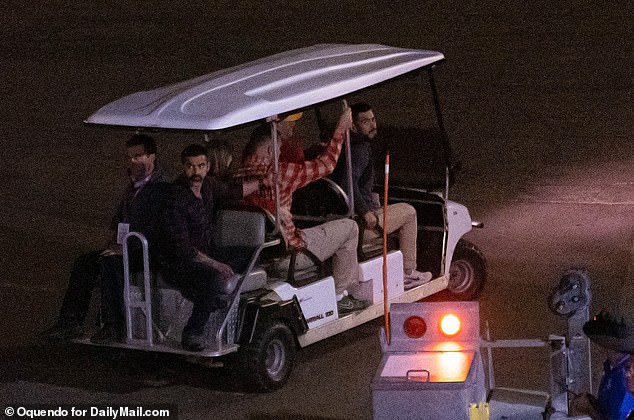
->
<box><xmin>241</xmin><ymin>321</ymin><xmax>295</xmax><ymax>392</ymax></box>
<box><xmin>448</xmin><ymin>239</ymin><xmax>487</xmax><ymax>300</ymax></box>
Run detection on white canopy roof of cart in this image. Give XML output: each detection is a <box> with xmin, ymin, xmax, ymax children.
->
<box><xmin>85</xmin><ymin>44</ymin><xmax>444</xmax><ymax>130</ymax></box>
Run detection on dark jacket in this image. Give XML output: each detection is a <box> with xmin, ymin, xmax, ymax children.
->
<box><xmin>155</xmin><ymin>175</ymin><xmax>243</xmax><ymax>266</ymax></box>
<box><xmin>330</xmin><ymin>131</ymin><xmax>376</xmax><ymax>216</ymax></box>
<box><xmin>109</xmin><ymin>166</ymin><xmax>170</xmax><ymax>253</ymax></box>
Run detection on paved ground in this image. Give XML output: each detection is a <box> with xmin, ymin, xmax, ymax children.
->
<box><xmin>0</xmin><ymin>1</ymin><xmax>632</xmax><ymax>419</ymax></box>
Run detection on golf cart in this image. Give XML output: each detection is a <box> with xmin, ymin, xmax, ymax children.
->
<box><xmin>82</xmin><ymin>43</ymin><xmax>486</xmax><ymax>391</ymax></box>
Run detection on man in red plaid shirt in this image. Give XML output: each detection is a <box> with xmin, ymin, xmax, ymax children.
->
<box><xmin>239</xmin><ymin>106</ymin><xmax>369</xmax><ymax>314</ymax></box>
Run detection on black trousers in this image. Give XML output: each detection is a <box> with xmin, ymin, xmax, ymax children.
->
<box><xmin>99</xmin><ymin>254</ymin><xmax>145</xmax><ymax>329</ymax></box>
<box><xmin>58</xmin><ymin>250</ymin><xmax>103</xmax><ymax>327</ymax></box>
<box><xmin>163</xmin><ymin>262</ymin><xmax>226</xmax><ymax>337</ymax></box>
<box><xmin>59</xmin><ymin>250</ymin><xmax>145</xmax><ymax>329</ymax></box>
<box><xmin>162</xmin><ymin>246</ymin><xmax>252</xmax><ymax>337</ymax></box>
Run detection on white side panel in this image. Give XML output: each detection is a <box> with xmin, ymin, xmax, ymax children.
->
<box><xmin>445</xmin><ymin>200</ymin><xmax>473</xmax><ymax>273</ymax></box>
<box><xmin>266</xmin><ymin>277</ymin><xmax>338</xmax><ymax>328</ymax></box>
<box><xmin>350</xmin><ymin>251</ymin><xmax>404</xmax><ymax>305</ymax></box>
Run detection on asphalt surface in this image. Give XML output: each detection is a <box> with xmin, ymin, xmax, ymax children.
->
<box><xmin>1</xmin><ymin>1</ymin><xmax>633</xmax><ymax>419</ymax></box>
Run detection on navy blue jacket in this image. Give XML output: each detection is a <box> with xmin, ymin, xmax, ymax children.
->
<box><xmin>331</xmin><ymin>131</ymin><xmax>376</xmax><ymax>216</ymax></box>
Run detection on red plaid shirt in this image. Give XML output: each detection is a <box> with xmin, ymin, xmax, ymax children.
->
<box><xmin>242</xmin><ymin>128</ymin><xmax>345</xmax><ymax>249</ymax></box>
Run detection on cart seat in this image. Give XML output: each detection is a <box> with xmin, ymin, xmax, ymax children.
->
<box><xmin>291</xmin><ymin>178</ymin><xmax>350</xmax><ymax>228</ymax></box>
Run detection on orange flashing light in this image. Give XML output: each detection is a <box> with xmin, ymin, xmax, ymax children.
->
<box><xmin>440</xmin><ymin>313</ymin><xmax>461</xmax><ymax>337</ymax></box>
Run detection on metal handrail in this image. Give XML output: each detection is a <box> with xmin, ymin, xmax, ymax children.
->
<box><xmin>215</xmin><ymin>240</ymin><xmax>271</xmax><ymax>351</ymax></box>
<box><xmin>122</xmin><ymin>231</ymin><xmax>153</xmax><ymax>346</ymax></box>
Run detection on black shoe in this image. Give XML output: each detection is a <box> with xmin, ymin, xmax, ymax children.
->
<box><xmin>90</xmin><ymin>325</ymin><xmax>119</xmax><ymax>345</ymax></box>
<box><xmin>40</xmin><ymin>323</ymin><xmax>84</xmax><ymax>341</ymax></box>
<box><xmin>182</xmin><ymin>333</ymin><xmax>207</xmax><ymax>352</ymax></box>
<box><xmin>337</xmin><ymin>294</ymin><xmax>370</xmax><ymax>315</ymax></box>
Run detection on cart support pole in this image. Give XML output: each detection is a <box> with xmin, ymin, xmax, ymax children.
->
<box><xmin>383</xmin><ymin>152</ymin><xmax>390</xmax><ymax>345</ymax></box>
<box><xmin>342</xmin><ymin>99</ymin><xmax>355</xmax><ymax>217</ymax></box>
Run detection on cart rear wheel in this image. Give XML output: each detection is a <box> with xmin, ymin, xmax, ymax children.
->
<box><xmin>240</xmin><ymin>321</ymin><xmax>295</xmax><ymax>392</ymax></box>
<box><xmin>448</xmin><ymin>239</ymin><xmax>487</xmax><ymax>300</ymax></box>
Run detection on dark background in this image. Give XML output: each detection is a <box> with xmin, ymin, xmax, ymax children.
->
<box><xmin>1</xmin><ymin>1</ymin><xmax>632</xmax><ymax>418</ymax></box>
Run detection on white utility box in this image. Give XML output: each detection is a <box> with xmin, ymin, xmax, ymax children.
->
<box><xmin>372</xmin><ymin>302</ymin><xmax>487</xmax><ymax>420</ymax></box>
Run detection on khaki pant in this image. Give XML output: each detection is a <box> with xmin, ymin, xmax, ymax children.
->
<box><xmin>274</xmin><ymin>218</ymin><xmax>360</xmax><ymax>295</ymax></box>
<box><xmin>363</xmin><ymin>202</ymin><xmax>418</xmax><ymax>272</ymax></box>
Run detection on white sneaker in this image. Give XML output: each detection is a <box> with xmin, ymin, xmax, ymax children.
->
<box><xmin>403</xmin><ymin>270</ymin><xmax>433</xmax><ymax>290</ymax></box>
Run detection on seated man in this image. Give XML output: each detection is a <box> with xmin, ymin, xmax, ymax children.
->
<box><xmin>238</xmin><ymin>106</ymin><xmax>369</xmax><ymax>315</ymax></box>
<box><xmin>330</xmin><ymin>102</ymin><xmax>432</xmax><ymax>290</ymax></box>
<box><xmin>155</xmin><ymin>144</ymin><xmax>258</xmax><ymax>351</ymax></box>
<box><xmin>42</xmin><ymin>134</ymin><xmax>168</xmax><ymax>341</ymax></box>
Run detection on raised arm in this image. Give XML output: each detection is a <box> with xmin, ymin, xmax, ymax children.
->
<box><xmin>282</xmin><ymin>106</ymin><xmax>353</xmax><ymax>191</ymax></box>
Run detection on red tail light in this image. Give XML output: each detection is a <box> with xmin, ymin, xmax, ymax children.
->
<box><xmin>403</xmin><ymin>316</ymin><xmax>427</xmax><ymax>338</ymax></box>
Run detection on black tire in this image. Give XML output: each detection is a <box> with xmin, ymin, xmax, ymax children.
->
<box><xmin>447</xmin><ymin>239</ymin><xmax>487</xmax><ymax>300</ymax></box>
<box><xmin>240</xmin><ymin>321</ymin><xmax>295</xmax><ymax>392</ymax></box>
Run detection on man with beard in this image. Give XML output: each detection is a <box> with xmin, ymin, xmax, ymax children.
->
<box><xmin>42</xmin><ymin>134</ymin><xmax>168</xmax><ymax>341</ymax></box>
<box><xmin>155</xmin><ymin>144</ymin><xmax>262</xmax><ymax>351</ymax></box>
<box><xmin>331</xmin><ymin>102</ymin><xmax>432</xmax><ymax>290</ymax></box>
